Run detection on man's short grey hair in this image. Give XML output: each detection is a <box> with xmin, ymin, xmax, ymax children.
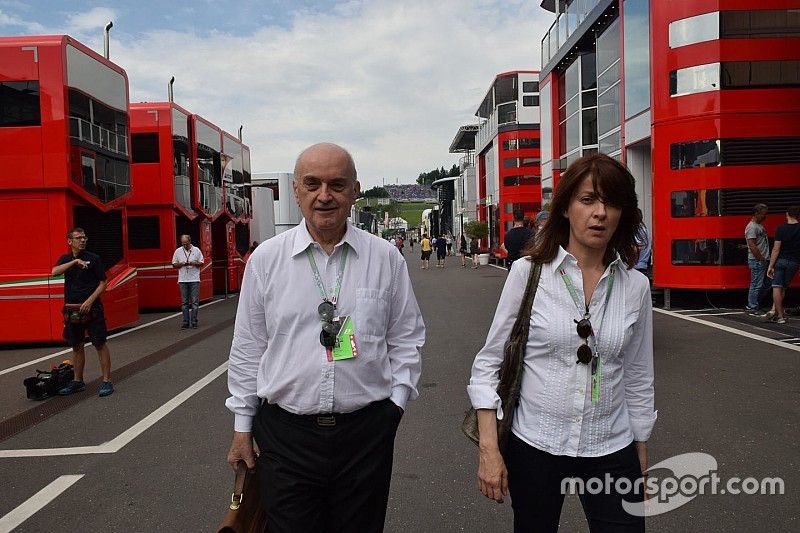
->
<box><xmin>754</xmin><ymin>203</ymin><xmax>768</xmax><ymax>214</ymax></box>
<box><xmin>294</xmin><ymin>143</ymin><xmax>357</xmax><ymax>181</ymax></box>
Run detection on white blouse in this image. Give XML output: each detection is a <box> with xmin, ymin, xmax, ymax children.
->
<box><xmin>468</xmin><ymin>247</ymin><xmax>656</xmax><ymax>457</ymax></box>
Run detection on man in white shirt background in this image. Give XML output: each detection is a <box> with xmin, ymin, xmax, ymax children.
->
<box><xmin>226</xmin><ymin>142</ymin><xmax>425</xmax><ymax>533</ymax></box>
<box><xmin>171</xmin><ymin>234</ymin><xmax>204</xmax><ymax>329</ymax></box>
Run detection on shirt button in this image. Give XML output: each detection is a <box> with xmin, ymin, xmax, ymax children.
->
<box><xmin>574</xmin><ymin>416</ymin><xmax>580</xmax><ymax>423</ymax></box>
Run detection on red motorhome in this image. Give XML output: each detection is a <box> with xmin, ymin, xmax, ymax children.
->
<box><xmin>128</xmin><ymin>102</ymin><xmax>213</xmax><ymax>308</ymax></box>
<box><xmin>0</xmin><ymin>36</ymin><xmax>138</xmax><ymax>343</ymax></box>
<box><xmin>218</xmin><ymin>132</ymin><xmax>253</xmax><ymax>292</ymax></box>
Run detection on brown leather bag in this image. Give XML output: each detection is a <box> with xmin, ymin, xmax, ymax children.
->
<box><xmin>461</xmin><ymin>261</ymin><xmax>542</xmax><ymax>451</ymax></box>
<box><xmin>217</xmin><ymin>461</ymin><xmax>268</xmax><ymax>533</ymax></box>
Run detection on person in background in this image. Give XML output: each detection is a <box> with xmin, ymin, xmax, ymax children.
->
<box><xmin>470</xmin><ymin>236</ymin><xmax>480</xmax><ymax>269</ymax></box>
<box><xmin>435</xmin><ymin>234</ymin><xmax>448</xmax><ymax>268</ymax></box>
<box><xmin>420</xmin><ymin>233</ymin><xmax>432</xmax><ymax>269</ymax></box>
<box><xmin>459</xmin><ymin>234</ymin><xmax>469</xmax><ymax>268</ymax></box>
<box><xmin>469</xmin><ymin>154</ymin><xmax>654</xmax><ymax>532</ymax></box>
<box><xmin>52</xmin><ymin>228</ymin><xmax>114</xmax><ymax>397</ymax></box>
<box><xmin>172</xmin><ymin>234</ymin><xmax>204</xmax><ymax>329</ymax></box>
<box><xmin>226</xmin><ymin>142</ymin><xmax>425</xmax><ymax>532</ymax></box>
<box><xmin>502</xmin><ymin>210</ymin><xmax>534</xmax><ymax>271</ymax></box>
<box><xmin>765</xmin><ymin>206</ymin><xmax>800</xmax><ymax>324</ymax></box>
<box><xmin>745</xmin><ymin>204</ymin><xmax>770</xmax><ymax>315</ymax></box>
<box><xmin>243</xmin><ymin>241</ymin><xmax>259</xmax><ymax>264</ymax></box>
<box><xmin>634</xmin><ymin>209</ymin><xmax>652</xmax><ymax>279</ymax></box>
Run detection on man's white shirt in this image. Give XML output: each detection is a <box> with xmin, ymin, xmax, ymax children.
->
<box><xmin>226</xmin><ymin>220</ymin><xmax>425</xmax><ymax>432</ymax></box>
<box><xmin>172</xmin><ymin>245</ymin><xmax>204</xmax><ymax>283</ymax></box>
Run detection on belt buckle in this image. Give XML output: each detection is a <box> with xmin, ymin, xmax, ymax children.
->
<box><xmin>316</xmin><ymin>415</ymin><xmax>336</xmax><ymax>427</ymax></box>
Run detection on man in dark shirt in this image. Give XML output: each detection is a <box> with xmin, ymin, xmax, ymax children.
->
<box><xmin>502</xmin><ymin>210</ymin><xmax>534</xmax><ymax>270</ymax></box>
<box><xmin>766</xmin><ymin>206</ymin><xmax>800</xmax><ymax>324</ymax></box>
<box><xmin>51</xmin><ymin>227</ymin><xmax>114</xmax><ymax>397</ymax></box>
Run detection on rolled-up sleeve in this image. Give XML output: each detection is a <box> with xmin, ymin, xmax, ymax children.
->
<box><xmin>622</xmin><ymin>284</ymin><xmax>657</xmax><ymax>441</ymax></box>
<box><xmin>386</xmin><ymin>256</ymin><xmax>425</xmax><ymax>410</ymax></box>
<box><xmin>467</xmin><ymin>260</ymin><xmax>527</xmax><ymax>420</ymax></box>
<box><xmin>225</xmin><ymin>260</ymin><xmax>268</xmax><ymax>432</ymax></box>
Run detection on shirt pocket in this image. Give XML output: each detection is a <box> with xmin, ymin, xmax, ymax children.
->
<box><xmin>353</xmin><ymin>288</ymin><xmax>390</xmax><ymax>358</ymax></box>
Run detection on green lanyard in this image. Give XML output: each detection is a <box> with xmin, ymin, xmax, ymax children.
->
<box><xmin>306</xmin><ymin>244</ymin><xmax>349</xmax><ymax>305</ymax></box>
<box><xmin>559</xmin><ymin>264</ymin><xmax>615</xmax><ymax>403</ymax></box>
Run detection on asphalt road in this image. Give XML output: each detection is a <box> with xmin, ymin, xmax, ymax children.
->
<box><xmin>0</xmin><ymin>257</ymin><xmax>797</xmax><ymax>532</ymax></box>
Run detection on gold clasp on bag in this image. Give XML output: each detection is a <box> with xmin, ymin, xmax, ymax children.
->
<box><xmin>229</xmin><ymin>493</ymin><xmax>243</xmax><ymax>510</ymax></box>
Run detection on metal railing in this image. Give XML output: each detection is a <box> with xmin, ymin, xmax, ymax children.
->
<box><xmin>69</xmin><ymin>116</ymin><xmax>128</xmax><ymax>156</ymax></box>
<box><xmin>541</xmin><ymin>0</ymin><xmax>602</xmax><ymax>66</ymax></box>
<box><xmin>476</xmin><ymin>102</ymin><xmax>517</xmax><ymax>151</ymax></box>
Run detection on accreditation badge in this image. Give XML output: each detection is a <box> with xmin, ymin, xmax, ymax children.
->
<box><xmin>331</xmin><ymin>315</ymin><xmax>358</xmax><ymax>361</ymax></box>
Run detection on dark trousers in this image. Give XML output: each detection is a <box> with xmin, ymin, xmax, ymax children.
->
<box><xmin>505</xmin><ymin>434</ymin><xmax>645</xmax><ymax>533</ymax></box>
<box><xmin>252</xmin><ymin>399</ymin><xmax>402</xmax><ymax>533</ymax></box>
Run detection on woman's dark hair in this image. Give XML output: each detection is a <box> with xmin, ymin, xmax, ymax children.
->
<box><xmin>524</xmin><ymin>153</ymin><xmax>641</xmax><ymax>268</ymax></box>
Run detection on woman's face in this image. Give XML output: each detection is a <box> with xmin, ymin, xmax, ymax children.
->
<box><xmin>565</xmin><ymin>175</ymin><xmax>622</xmax><ymax>254</ymax></box>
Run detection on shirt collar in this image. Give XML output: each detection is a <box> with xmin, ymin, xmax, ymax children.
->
<box><xmin>554</xmin><ymin>246</ymin><xmax>622</xmax><ymax>277</ymax></box>
<box><xmin>291</xmin><ymin>219</ymin><xmax>361</xmax><ymax>258</ymax></box>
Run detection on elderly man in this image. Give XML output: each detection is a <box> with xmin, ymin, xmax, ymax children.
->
<box><xmin>171</xmin><ymin>234</ymin><xmax>204</xmax><ymax>329</ymax></box>
<box><xmin>226</xmin><ymin>143</ymin><xmax>425</xmax><ymax>533</ymax></box>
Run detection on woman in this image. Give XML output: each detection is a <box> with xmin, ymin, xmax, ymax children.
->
<box><xmin>468</xmin><ymin>154</ymin><xmax>655</xmax><ymax>532</ymax></box>
<box><xmin>470</xmin><ymin>236</ymin><xmax>480</xmax><ymax>269</ymax></box>
<box><xmin>459</xmin><ymin>234</ymin><xmax>469</xmax><ymax>267</ymax></box>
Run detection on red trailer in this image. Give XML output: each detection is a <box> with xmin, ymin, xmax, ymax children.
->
<box><xmin>0</xmin><ymin>36</ymin><xmax>138</xmax><ymax>343</ymax></box>
<box><xmin>128</xmin><ymin>102</ymin><xmax>213</xmax><ymax>308</ymax></box>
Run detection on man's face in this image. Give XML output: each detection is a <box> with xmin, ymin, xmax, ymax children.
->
<box><xmin>181</xmin><ymin>236</ymin><xmax>191</xmax><ymax>249</ymax></box>
<box><xmin>293</xmin><ymin>147</ymin><xmax>360</xmax><ymax>238</ymax></box>
<box><xmin>755</xmin><ymin>210</ymin><xmax>768</xmax><ymax>223</ymax></box>
<box><xmin>69</xmin><ymin>232</ymin><xmax>87</xmax><ymax>252</ymax></box>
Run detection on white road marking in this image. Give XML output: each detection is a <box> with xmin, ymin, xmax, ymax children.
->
<box><xmin>0</xmin><ymin>474</ymin><xmax>84</xmax><ymax>532</ymax></box>
<box><xmin>0</xmin><ymin>361</ymin><xmax>228</xmax><ymax>458</ymax></box>
<box><xmin>0</xmin><ymin>299</ymin><xmax>225</xmax><ymax>377</ymax></box>
<box><xmin>685</xmin><ymin>311</ymin><xmax>744</xmax><ymax>317</ymax></box>
<box><xmin>654</xmin><ymin>308</ymin><xmax>800</xmax><ymax>354</ymax></box>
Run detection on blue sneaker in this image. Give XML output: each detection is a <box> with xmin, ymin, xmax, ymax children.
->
<box><xmin>58</xmin><ymin>380</ymin><xmax>85</xmax><ymax>395</ymax></box>
<box><xmin>99</xmin><ymin>381</ymin><xmax>114</xmax><ymax>397</ymax></box>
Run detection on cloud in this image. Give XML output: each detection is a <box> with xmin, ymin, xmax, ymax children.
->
<box><xmin>64</xmin><ymin>6</ymin><xmax>115</xmax><ymax>33</ymax></box>
<box><xmin>0</xmin><ymin>8</ymin><xmax>46</xmax><ymax>33</ymax></box>
<box><xmin>4</xmin><ymin>0</ymin><xmax>554</xmax><ymax>187</ymax></box>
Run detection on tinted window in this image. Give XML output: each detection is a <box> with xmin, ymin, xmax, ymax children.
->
<box><xmin>623</xmin><ymin>0</ymin><xmax>651</xmax><ymax>118</ymax></box>
<box><xmin>671</xmin><ymin>238</ymin><xmax>748</xmax><ymax>265</ymax></box>
<box><xmin>522</xmin><ymin>81</ymin><xmax>539</xmax><ymax>93</ymax></box>
<box><xmin>721</xmin><ymin>9</ymin><xmax>800</xmax><ymax>39</ymax></box>
<box><xmin>671</xmin><ymin>187</ymin><xmax>800</xmax><ymax>217</ymax></box>
<box><xmin>0</xmin><ymin>81</ymin><xmax>40</xmax><ymax>127</ymax></box>
<box><xmin>670</xmin><ymin>140</ymin><xmax>720</xmax><ymax>169</ymax></box>
<box><xmin>669</xmin><ymin>63</ymin><xmax>720</xmax><ymax>96</ymax></box>
<box><xmin>519</xmin><ymin>138</ymin><xmax>540</xmax><ymax>149</ymax></box>
<box><xmin>523</xmin><ymin>95</ymin><xmax>540</xmax><ymax>107</ymax></box>
<box><xmin>132</xmin><ymin>133</ymin><xmax>160</xmax><ymax>163</ymax></box>
<box><xmin>128</xmin><ymin>216</ymin><xmax>161</xmax><ymax>249</ymax></box>
<box><xmin>722</xmin><ymin>60</ymin><xmax>800</xmax><ymax>89</ymax></box>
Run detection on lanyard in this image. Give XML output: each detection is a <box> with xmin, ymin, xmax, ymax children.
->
<box><xmin>559</xmin><ymin>265</ymin><xmax>615</xmax><ymax>327</ymax></box>
<box><xmin>306</xmin><ymin>244</ymin><xmax>349</xmax><ymax>305</ymax></box>
<box><xmin>560</xmin><ymin>264</ymin><xmax>615</xmax><ymax>403</ymax></box>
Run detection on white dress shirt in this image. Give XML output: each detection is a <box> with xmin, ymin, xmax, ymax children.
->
<box><xmin>171</xmin><ymin>245</ymin><xmax>204</xmax><ymax>283</ymax></box>
<box><xmin>226</xmin><ymin>220</ymin><xmax>425</xmax><ymax>432</ymax></box>
<box><xmin>469</xmin><ymin>247</ymin><xmax>656</xmax><ymax>457</ymax></box>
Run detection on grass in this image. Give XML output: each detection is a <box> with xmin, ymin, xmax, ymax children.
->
<box><xmin>356</xmin><ymin>199</ymin><xmax>436</xmax><ymax>228</ymax></box>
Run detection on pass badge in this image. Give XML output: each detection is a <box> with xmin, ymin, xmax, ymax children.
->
<box><xmin>331</xmin><ymin>315</ymin><xmax>358</xmax><ymax>361</ymax></box>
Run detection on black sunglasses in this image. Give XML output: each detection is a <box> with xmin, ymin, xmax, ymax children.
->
<box><xmin>318</xmin><ymin>301</ymin><xmax>338</xmax><ymax>348</ymax></box>
<box><xmin>574</xmin><ymin>317</ymin><xmax>594</xmax><ymax>365</ymax></box>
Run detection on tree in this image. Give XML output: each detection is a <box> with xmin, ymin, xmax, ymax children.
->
<box><xmin>362</xmin><ymin>186</ymin><xmax>389</xmax><ymax>198</ymax></box>
<box><xmin>464</xmin><ymin>220</ymin><xmax>489</xmax><ymax>240</ymax></box>
<box><xmin>448</xmin><ymin>164</ymin><xmax>460</xmax><ymax>177</ymax></box>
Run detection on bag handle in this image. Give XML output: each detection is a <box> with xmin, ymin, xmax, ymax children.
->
<box><xmin>229</xmin><ymin>461</ymin><xmax>249</xmax><ymax>510</ymax></box>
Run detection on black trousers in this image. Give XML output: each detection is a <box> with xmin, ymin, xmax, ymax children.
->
<box><xmin>505</xmin><ymin>434</ymin><xmax>645</xmax><ymax>533</ymax></box>
<box><xmin>252</xmin><ymin>399</ymin><xmax>402</xmax><ymax>533</ymax></box>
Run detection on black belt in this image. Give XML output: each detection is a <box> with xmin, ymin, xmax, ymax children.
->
<box><xmin>264</xmin><ymin>398</ymin><xmax>391</xmax><ymax>427</ymax></box>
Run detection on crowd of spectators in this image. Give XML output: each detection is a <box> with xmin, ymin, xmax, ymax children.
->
<box><xmin>384</xmin><ymin>184</ymin><xmax>435</xmax><ymax>202</ymax></box>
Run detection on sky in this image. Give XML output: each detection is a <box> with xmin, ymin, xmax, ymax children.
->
<box><xmin>0</xmin><ymin>0</ymin><xmax>554</xmax><ymax>188</ymax></box>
